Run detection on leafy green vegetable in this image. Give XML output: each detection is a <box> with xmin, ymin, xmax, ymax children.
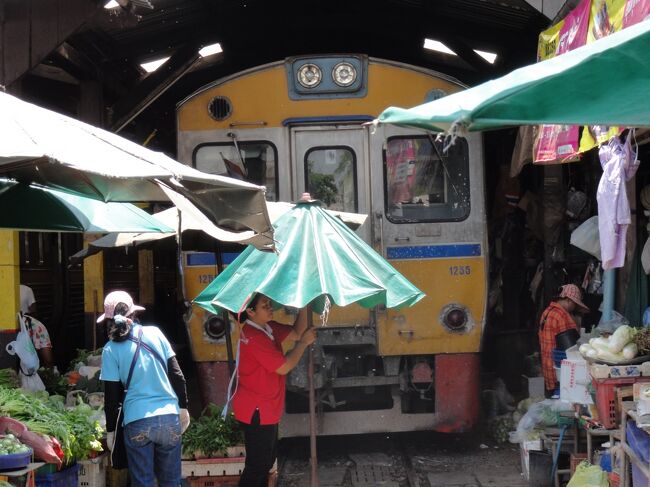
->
<box><xmin>0</xmin><ymin>386</ymin><xmax>103</xmax><ymax>464</ymax></box>
<box><xmin>0</xmin><ymin>370</ymin><xmax>20</xmax><ymax>389</ymax></box>
<box><xmin>182</xmin><ymin>404</ymin><xmax>243</xmax><ymax>458</ymax></box>
<box><xmin>38</xmin><ymin>367</ymin><xmax>67</xmax><ymax>396</ymax></box>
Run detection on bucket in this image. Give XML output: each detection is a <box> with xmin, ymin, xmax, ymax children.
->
<box><xmin>528</xmin><ymin>450</ymin><xmax>553</xmax><ymax>487</ymax></box>
<box><xmin>552</xmin><ymin>349</ymin><xmax>567</xmax><ymax>367</ymax></box>
<box><xmin>555</xmin><ymin>329</ymin><xmax>579</xmax><ymax>351</ymax></box>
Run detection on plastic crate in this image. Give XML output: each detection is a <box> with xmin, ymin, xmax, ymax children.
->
<box><xmin>187</xmin><ymin>473</ymin><xmax>276</xmax><ymax>487</ymax></box>
<box><xmin>591</xmin><ymin>376</ymin><xmax>650</xmax><ymax>429</ymax></box>
<box><xmin>36</xmin><ymin>463</ymin><xmax>79</xmax><ymax>487</ymax></box>
<box><xmin>78</xmin><ymin>453</ymin><xmax>107</xmax><ymax>487</ymax></box>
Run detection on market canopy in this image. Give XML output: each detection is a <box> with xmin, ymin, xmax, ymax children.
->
<box><xmin>377</xmin><ymin>20</ymin><xmax>650</xmax><ymax>133</ymax></box>
<box><xmin>0</xmin><ymin>179</ymin><xmax>173</xmax><ymax>233</ymax></box>
<box><xmin>68</xmin><ymin>201</ymin><xmax>368</xmax><ymax>263</ymax></box>
<box><xmin>0</xmin><ymin>91</ymin><xmax>273</xmax><ymax>248</ymax></box>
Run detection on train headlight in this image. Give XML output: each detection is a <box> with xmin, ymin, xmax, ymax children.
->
<box><xmin>297</xmin><ymin>63</ymin><xmax>322</xmax><ymax>88</ymax></box>
<box><xmin>204</xmin><ymin>314</ymin><xmax>227</xmax><ymax>340</ymax></box>
<box><xmin>332</xmin><ymin>62</ymin><xmax>357</xmax><ymax>87</ymax></box>
<box><xmin>440</xmin><ymin>304</ymin><xmax>470</xmax><ymax>333</ymax></box>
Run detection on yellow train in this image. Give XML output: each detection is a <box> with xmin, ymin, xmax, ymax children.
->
<box><xmin>176</xmin><ymin>55</ymin><xmax>487</xmax><ymax>436</ymax></box>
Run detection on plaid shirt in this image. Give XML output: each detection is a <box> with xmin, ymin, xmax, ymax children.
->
<box><xmin>539</xmin><ymin>302</ymin><xmax>578</xmax><ymax>391</ymax></box>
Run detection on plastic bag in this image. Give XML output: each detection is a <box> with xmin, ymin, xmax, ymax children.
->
<box><xmin>6</xmin><ymin>314</ymin><xmax>39</xmax><ymax>375</ymax></box>
<box><xmin>566</xmin><ymin>461</ymin><xmax>608</xmax><ymax>487</ymax></box>
<box><xmin>19</xmin><ymin>370</ymin><xmax>45</xmax><ymax>392</ymax></box>
<box><xmin>570</xmin><ymin>216</ymin><xmax>601</xmax><ymax>260</ymax></box>
<box><xmin>511</xmin><ymin>399</ymin><xmax>573</xmax><ymax>443</ymax></box>
<box><xmin>0</xmin><ymin>417</ymin><xmax>62</xmax><ymax>466</ymax></box>
<box><xmin>593</xmin><ymin>310</ymin><xmax>629</xmax><ymax>335</ymax></box>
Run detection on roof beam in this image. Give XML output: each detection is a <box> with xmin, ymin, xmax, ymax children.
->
<box><xmin>110</xmin><ymin>42</ymin><xmax>201</xmax><ymax>132</ymax></box>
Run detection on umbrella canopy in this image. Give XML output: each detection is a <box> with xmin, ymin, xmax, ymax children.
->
<box><xmin>0</xmin><ymin>91</ymin><xmax>273</xmax><ymax>247</ymax></box>
<box><xmin>377</xmin><ymin>20</ymin><xmax>650</xmax><ymax>132</ymax></box>
<box><xmin>0</xmin><ymin>180</ymin><xmax>173</xmax><ymax>233</ymax></box>
<box><xmin>193</xmin><ymin>199</ymin><xmax>424</xmax><ymax>315</ymax></box>
<box><xmin>68</xmin><ymin>201</ymin><xmax>369</xmax><ymax>263</ymax></box>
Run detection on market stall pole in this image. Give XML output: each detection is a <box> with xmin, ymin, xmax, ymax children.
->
<box><xmin>193</xmin><ymin>194</ymin><xmax>424</xmax><ymax>486</ymax></box>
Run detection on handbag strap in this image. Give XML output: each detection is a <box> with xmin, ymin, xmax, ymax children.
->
<box><xmin>124</xmin><ymin>327</ymin><xmax>143</xmax><ymax>393</ymax></box>
<box><xmin>127</xmin><ymin>327</ymin><xmax>168</xmax><ymax>373</ymax></box>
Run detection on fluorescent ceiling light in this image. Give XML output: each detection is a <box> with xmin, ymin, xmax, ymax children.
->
<box><xmin>140</xmin><ymin>57</ymin><xmax>170</xmax><ymax>73</ymax></box>
<box><xmin>423</xmin><ymin>39</ymin><xmax>456</xmax><ymax>56</ymax></box>
<box><xmin>474</xmin><ymin>49</ymin><xmax>497</xmax><ymax>64</ymax></box>
<box><xmin>104</xmin><ymin>0</ymin><xmax>119</xmax><ymax>8</ymax></box>
<box><xmin>199</xmin><ymin>43</ymin><xmax>223</xmax><ymax>58</ymax></box>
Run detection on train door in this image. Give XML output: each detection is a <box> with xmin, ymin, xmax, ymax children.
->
<box><xmin>291</xmin><ymin>125</ymin><xmax>371</xmax><ymax>244</ymax></box>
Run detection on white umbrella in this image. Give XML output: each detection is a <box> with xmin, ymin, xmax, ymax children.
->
<box><xmin>0</xmin><ymin>91</ymin><xmax>273</xmax><ymax>249</ymax></box>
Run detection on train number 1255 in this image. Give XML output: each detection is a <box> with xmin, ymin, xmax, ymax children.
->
<box><xmin>449</xmin><ymin>265</ymin><xmax>471</xmax><ymax>276</ymax></box>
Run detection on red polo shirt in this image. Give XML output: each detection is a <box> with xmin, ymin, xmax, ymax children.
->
<box><xmin>232</xmin><ymin>321</ymin><xmax>292</xmax><ymax>425</ymax></box>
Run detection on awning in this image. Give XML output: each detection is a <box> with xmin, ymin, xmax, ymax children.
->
<box><xmin>377</xmin><ymin>20</ymin><xmax>650</xmax><ymax>132</ymax></box>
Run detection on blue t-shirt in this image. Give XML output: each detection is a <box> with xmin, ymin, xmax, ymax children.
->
<box><xmin>100</xmin><ymin>324</ymin><xmax>179</xmax><ymax>425</ymax></box>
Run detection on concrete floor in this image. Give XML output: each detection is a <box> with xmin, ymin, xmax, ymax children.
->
<box><xmin>278</xmin><ymin>431</ymin><xmax>529</xmax><ymax>487</ymax></box>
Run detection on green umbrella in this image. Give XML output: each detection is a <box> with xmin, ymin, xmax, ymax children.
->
<box><xmin>0</xmin><ymin>179</ymin><xmax>173</xmax><ymax>233</ymax></box>
<box><xmin>193</xmin><ymin>199</ymin><xmax>424</xmax><ymax>315</ymax></box>
<box><xmin>377</xmin><ymin>20</ymin><xmax>650</xmax><ymax>132</ymax></box>
<box><xmin>194</xmin><ymin>195</ymin><xmax>423</xmax><ymax>487</ymax></box>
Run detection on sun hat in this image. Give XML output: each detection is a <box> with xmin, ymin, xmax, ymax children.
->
<box><xmin>97</xmin><ymin>290</ymin><xmax>145</xmax><ymax>323</ymax></box>
<box><xmin>559</xmin><ymin>284</ymin><xmax>589</xmax><ymax>313</ymax></box>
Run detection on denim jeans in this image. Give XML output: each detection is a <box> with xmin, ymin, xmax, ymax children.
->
<box><xmin>124</xmin><ymin>413</ymin><xmax>182</xmax><ymax>487</ymax></box>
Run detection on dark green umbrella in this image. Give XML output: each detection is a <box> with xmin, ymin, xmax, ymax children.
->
<box><xmin>194</xmin><ymin>194</ymin><xmax>424</xmax><ymax>487</ymax></box>
<box><xmin>0</xmin><ymin>179</ymin><xmax>172</xmax><ymax>233</ymax></box>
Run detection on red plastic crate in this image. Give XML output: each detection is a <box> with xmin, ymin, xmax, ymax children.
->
<box><xmin>592</xmin><ymin>376</ymin><xmax>650</xmax><ymax>429</ymax></box>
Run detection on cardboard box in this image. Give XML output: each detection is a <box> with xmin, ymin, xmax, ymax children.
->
<box><xmin>520</xmin><ymin>440</ymin><xmax>543</xmax><ymax>480</ymax></box>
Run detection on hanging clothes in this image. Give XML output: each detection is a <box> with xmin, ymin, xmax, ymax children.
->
<box><xmin>597</xmin><ymin>131</ymin><xmax>639</xmax><ymax>270</ymax></box>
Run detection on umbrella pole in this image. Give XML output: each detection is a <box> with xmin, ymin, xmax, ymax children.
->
<box><xmin>307</xmin><ymin>307</ymin><xmax>319</xmax><ymax>487</ymax></box>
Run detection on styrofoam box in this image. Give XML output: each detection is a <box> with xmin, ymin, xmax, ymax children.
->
<box><xmin>79</xmin><ymin>453</ymin><xmax>107</xmax><ymax>487</ymax></box>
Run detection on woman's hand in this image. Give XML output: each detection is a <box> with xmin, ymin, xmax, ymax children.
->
<box><xmin>299</xmin><ymin>328</ymin><xmax>317</xmax><ymax>346</ymax></box>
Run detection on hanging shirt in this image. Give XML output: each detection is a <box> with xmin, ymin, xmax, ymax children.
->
<box><xmin>539</xmin><ymin>302</ymin><xmax>578</xmax><ymax>391</ymax></box>
<box><xmin>597</xmin><ymin>133</ymin><xmax>638</xmax><ymax>270</ymax></box>
<box><xmin>232</xmin><ymin>320</ymin><xmax>292</xmax><ymax>425</ymax></box>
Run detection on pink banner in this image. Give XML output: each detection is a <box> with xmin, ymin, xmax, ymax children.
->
<box><xmin>623</xmin><ymin>0</ymin><xmax>650</xmax><ymax>26</ymax></box>
<box><xmin>534</xmin><ymin>0</ymin><xmax>591</xmax><ymax>163</ymax></box>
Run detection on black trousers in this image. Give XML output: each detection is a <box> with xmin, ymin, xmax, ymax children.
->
<box><xmin>238</xmin><ymin>410</ymin><xmax>278</xmax><ymax>487</ymax></box>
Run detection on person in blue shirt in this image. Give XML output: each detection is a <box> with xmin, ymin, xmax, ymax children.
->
<box><xmin>99</xmin><ymin>290</ymin><xmax>189</xmax><ymax>487</ymax></box>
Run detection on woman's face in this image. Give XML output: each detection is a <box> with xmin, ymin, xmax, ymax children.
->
<box><xmin>247</xmin><ymin>296</ymin><xmax>273</xmax><ymax>324</ymax></box>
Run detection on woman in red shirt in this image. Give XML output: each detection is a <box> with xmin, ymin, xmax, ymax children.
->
<box><xmin>538</xmin><ymin>284</ymin><xmax>589</xmax><ymax>397</ymax></box>
<box><xmin>234</xmin><ymin>294</ymin><xmax>316</xmax><ymax>487</ymax></box>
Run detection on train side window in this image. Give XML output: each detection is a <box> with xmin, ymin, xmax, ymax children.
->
<box><xmin>193</xmin><ymin>142</ymin><xmax>278</xmax><ymax>201</ymax></box>
<box><xmin>384</xmin><ymin>136</ymin><xmax>470</xmax><ymax>223</ymax></box>
<box><xmin>305</xmin><ymin>146</ymin><xmax>358</xmax><ymax>212</ymax></box>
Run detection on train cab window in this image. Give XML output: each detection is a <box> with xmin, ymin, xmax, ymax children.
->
<box><xmin>305</xmin><ymin>146</ymin><xmax>357</xmax><ymax>212</ymax></box>
<box><xmin>194</xmin><ymin>142</ymin><xmax>278</xmax><ymax>201</ymax></box>
<box><xmin>384</xmin><ymin>136</ymin><xmax>469</xmax><ymax>223</ymax></box>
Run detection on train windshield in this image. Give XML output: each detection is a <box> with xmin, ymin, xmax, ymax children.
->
<box><xmin>305</xmin><ymin>146</ymin><xmax>357</xmax><ymax>212</ymax></box>
<box><xmin>194</xmin><ymin>142</ymin><xmax>278</xmax><ymax>201</ymax></box>
<box><xmin>384</xmin><ymin>136</ymin><xmax>470</xmax><ymax>222</ymax></box>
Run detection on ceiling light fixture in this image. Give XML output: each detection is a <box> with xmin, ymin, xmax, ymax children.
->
<box><xmin>104</xmin><ymin>0</ymin><xmax>119</xmax><ymax>8</ymax></box>
<box><xmin>474</xmin><ymin>49</ymin><xmax>497</xmax><ymax>64</ymax></box>
<box><xmin>199</xmin><ymin>43</ymin><xmax>223</xmax><ymax>58</ymax></box>
<box><xmin>140</xmin><ymin>57</ymin><xmax>170</xmax><ymax>73</ymax></box>
<box><xmin>423</xmin><ymin>39</ymin><xmax>456</xmax><ymax>56</ymax></box>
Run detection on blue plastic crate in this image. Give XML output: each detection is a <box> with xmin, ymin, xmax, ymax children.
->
<box><xmin>35</xmin><ymin>463</ymin><xmax>79</xmax><ymax>487</ymax></box>
<box><xmin>627</xmin><ymin>420</ymin><xmax>650</xmax><ymax>464</ymax></box>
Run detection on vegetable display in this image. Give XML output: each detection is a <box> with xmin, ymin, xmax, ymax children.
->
<box><xmin>0</xmin><ymin>434</ymin><xmax>29</xmax><ymax>456</ymax></box>
<box><xmin>635</xmin><ymin>328</ymin><xmax>650</xmax><ymax>355</ymax></box>
<box><xmin>182</xmin><ymin>404</ymin><xmax>243</xmax><ymax>458</ymax></box>
<box><xmin>579</xmin><ymin>325</ymin><xmax>639</xmax><ymax>363</ymax></box>
<box><xmin>0</xmin><ymin>386</ymin><xmax>103</xmax><ymax>464</ymax></box>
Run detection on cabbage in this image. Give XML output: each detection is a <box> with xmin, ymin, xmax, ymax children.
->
<box><xmin>609</xmin><ymin>325</ymin><xmax>635</xmax><ymax>353</ymax></box>
<box><xmin>622</xmin><ymin>342</ymin><xmax>638</xmax><ymax>360</ymax></box>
